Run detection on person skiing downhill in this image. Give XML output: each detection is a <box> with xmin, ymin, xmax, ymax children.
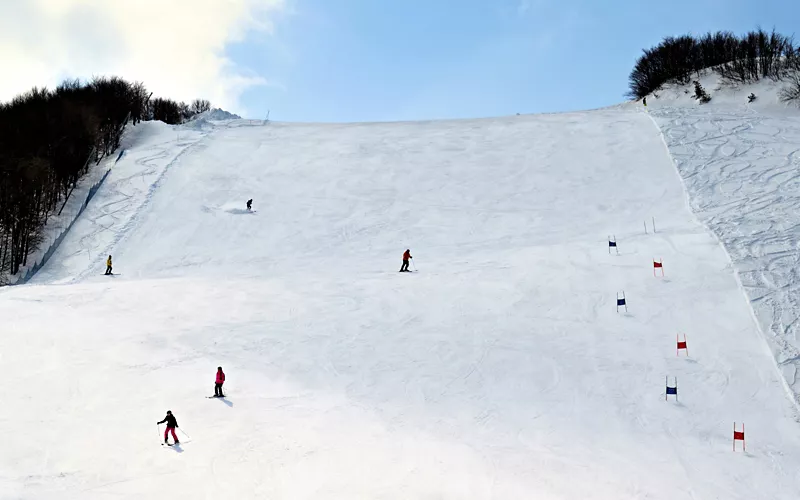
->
<box><xmin>104</xmin><ymin>255</ymin><xmax>113</xmax><ymax>275</ymax></box>
<box><xmin>246</xmin><ymin>199</ymin><xmax>253</xmax><ymax>211</ymax></box>
<box><xmin>157</xmin><ymin>410</ymin><xmax>179</xmax><ymax>445</ymax></box>
<box><xmin>214</xmin><ymin>367</ymin><xmax>226</xmax><ymax>397</ymax></box>
<box><xmin>400</xmin><ymin>249</ymin><xmax>412</xmax><ymax>272</ymax></box>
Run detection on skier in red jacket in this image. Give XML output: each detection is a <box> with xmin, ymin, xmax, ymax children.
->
<box><xmin>214</xmin><ymin>367</ymin><xmax>226</xmax><ymax>397</ymax></box>
<box><xmin>400</xmin><ymin>249</ymin><xmax>412</xmax><ymax>272</ymax></box>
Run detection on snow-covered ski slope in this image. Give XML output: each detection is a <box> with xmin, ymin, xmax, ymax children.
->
<box><xmin>3</xmin><ymin>103</ymin><xmax>800</xmax><ymax>499</ymax></box>
<box><xmin>643</xmin><ymin>73</ymin><xmax>800</xmax><ymax>403</ymax></box>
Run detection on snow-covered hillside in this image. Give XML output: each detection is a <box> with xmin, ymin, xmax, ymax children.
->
<box><xmin>639</xmin><ymin>72</ymin><xmax>800</xmax><ymax>401</ymax></box>
<box><xmin>2</xmin><ymin>100</ymin><xmax>800</xmax><ymax>499</ymax></box>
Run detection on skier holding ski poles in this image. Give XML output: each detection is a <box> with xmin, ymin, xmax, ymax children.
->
<box><xmin>157</xmin><ymin>410</ymin><xmax>180</xmax><ymax>445</ymax></box>
<box><xmin>399</xmin><ymin>249</ymin><xmax>412</xmax><ymax>272</ymax></box>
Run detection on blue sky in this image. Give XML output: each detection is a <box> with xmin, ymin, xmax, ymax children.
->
<box><xmin>1</xmin><ymin>0</ymin><xmax>796</xmax><ymax>122</ymax></box>
<box><xmin>228</xmin><ymin>0</ymin><xmax>797</xmax><ymax>121</ymax></box>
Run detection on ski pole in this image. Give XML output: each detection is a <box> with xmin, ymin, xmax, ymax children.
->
<box><xmin>179</xmin><ymin>428</ymin><xmax>191</xmax><ymax>440</ymax></box>
<box><xmin>156</xmin><ymin>423</ymin><xmax>161</xmax><ymax>442</ymax></box>
<box><xmin>411</xmin><ymin>259</ymin><xmax>417</xmax><ymax>271</ymax></box>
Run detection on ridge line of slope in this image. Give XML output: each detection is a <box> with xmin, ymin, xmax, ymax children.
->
<box><xmin>258</xmin><ymin>103</ymin><xmax>630</xmax><ymax>127</ymax></box>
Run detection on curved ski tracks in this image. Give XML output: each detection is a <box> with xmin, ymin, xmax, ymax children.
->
<box><xmin>27</xmin><ymin>121</ymin><xmax>271</xmax><ymax>285</ymax></box>
<box><xmin>650</xmin><ymin>106</ymin><xmax>800</xmax><ymax>406</ymax></box>
<box><xmin>72</xmin><ymin>135</ymin><xmax>211</xmax><ymax>283</ymax></box>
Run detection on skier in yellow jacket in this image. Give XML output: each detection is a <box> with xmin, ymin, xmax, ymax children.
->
<box><xmin>105</xmin><ymin>255</ymin><xmax>113</xmax><ymax>275</ymax></box>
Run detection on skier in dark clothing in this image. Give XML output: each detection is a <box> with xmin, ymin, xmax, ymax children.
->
<box><xmin>400</xmin><ymin>249</ymin><xmax>412</xmax><ymax>272</ymax></box>
<box><xmin>157</xmin><ymin>410</ymin><xmax>179</xmax><ymax>445</ymax></box>
<box><xmin>214</xmin><ymin>367</ymin><xmax>225</xmax><ymax>397</ymax></box>
<box><xmin>246</xmin><ymin>199</ymin><xmax>253</xmax><ymax>211</ymax></box>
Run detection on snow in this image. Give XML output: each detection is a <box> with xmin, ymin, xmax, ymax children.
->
<box><xmin>3</xmin><ymin>96</ymin><xmax>800</xmax><ymax>498</ymax></box>
<box><xmin>199</xmin><ymin>108</ymin><xmax>242</xmax><ymax>121</ymax></box>
<box><xmin>26</xmin><ymin>121</ymin><xmax>208</xmax><ymax>286</ymax></box>
<box><xmin>637</xmin><ymin>70</ymin><xmax>795</xmax><ymax>111</ymax></box>
<box><xmin>643</xmin><ymin>72</ymin><xmax>800</xmax><ymax>405</ymax></box>
<box><xmin>182</xmin><ymin>108</ymin><xmax>244</xmax><ymax>131</ymax></box>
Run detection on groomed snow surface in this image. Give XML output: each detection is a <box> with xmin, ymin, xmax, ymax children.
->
<box><xmin>2</xmin><ymin>100</ymin><xmax>800</xmax><ymax>498</ymax></box>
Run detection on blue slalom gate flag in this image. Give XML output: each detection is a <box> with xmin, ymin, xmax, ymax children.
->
<box><xmin>616</xmin><ymin>292</ymin><xmax>627</xmax><ymax>312</ymax></box>
<box><xmin>608</xmin><ymin>236</ymin><xmax>619</xmax><ymax>254</ymax></box>
<box><xmin>666</xmin><ymin>376</ymin><xmax>678</xmax><ymax>400</ymax></box>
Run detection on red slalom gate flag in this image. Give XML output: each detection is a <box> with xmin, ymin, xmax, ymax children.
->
<box><xmin>677</xmin><ymin>334</ymin><xmax>688</xmax><ymax>356</ymax></box>
<box><xmin>733</xmin><ymin>423</ymin><xmax>745</xmax><ymax>451</ymax></box>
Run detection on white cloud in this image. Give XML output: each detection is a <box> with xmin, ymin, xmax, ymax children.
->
<box><xmin>0</xmin><ymin>0</ymin><xmax>285</xmax><ymax>115</ymax></box>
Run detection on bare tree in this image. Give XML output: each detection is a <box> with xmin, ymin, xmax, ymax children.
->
<box><xmin>0</xmin><ymin>76</ymin><xmax>154</xmax><ymax>277</ymax></box>
<box><xmin>628</xmin><ymin>29</ymin><xmax>798</xmax><ymax>99</ymax></box>
<box><xmin>191</xmin><ymin>99</ymin><xmax>211</xmax><ymax>115</ymax></box>
<box><xmin>779</xmin><ymin>72</ymin><xmax>800</xmax><ymax>104</ymax></box>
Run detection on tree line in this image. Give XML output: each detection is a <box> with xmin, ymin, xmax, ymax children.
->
<box><xmin>0</xmin><ymin>76</ymin><xmax>211</xmax><ymax>280</ymax></box>
<box><xmin>628</xmin><ymin>29</ymin><xmax>800</xmax><ymax>99</ymax></box>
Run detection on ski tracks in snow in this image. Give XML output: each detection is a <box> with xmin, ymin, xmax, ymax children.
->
<box><xmin>651</xmin><ymin>107</ymin><xmax>800</xmax><ymax>405</ymax></box>
<box><xmin>28</xmin><ymin>124</ymin><xmax>214</xmax><ymax>284</ymax></box>
<box><xmin>76</xmin><ymin>136</ymin><xmax>210</xmax><ymax>282</ymax></box>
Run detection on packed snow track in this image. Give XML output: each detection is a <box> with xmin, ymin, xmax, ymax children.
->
<box><xmin>2</xmin><ymin>109</ymin><xmax>800</xmax><ymax>499</ymax></box>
